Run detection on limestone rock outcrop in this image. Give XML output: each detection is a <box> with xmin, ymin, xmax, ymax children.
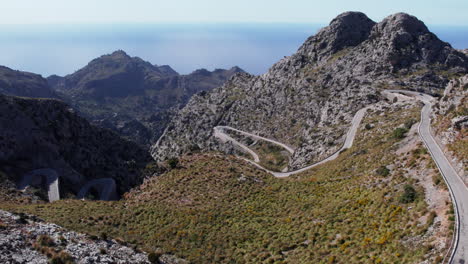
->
<box><xmin>152</xmin><ymin>12</ymin><xmax>468</xmax><ymax>169</ymax></box>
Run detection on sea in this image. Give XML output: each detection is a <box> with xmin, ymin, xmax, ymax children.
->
<box><xmin>0</xmin><ymin>23</ymin><xmax>467</xmax><ymax>77</ymax></box>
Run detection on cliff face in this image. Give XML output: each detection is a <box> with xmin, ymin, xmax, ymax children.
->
<box><xmin>48</xmin><ymin>51</ymin><xmax>243</xmax><ymax>147</ymax></box>
<box><xmin>151</xmin><ymin>12</ymin><xmax>468</xmax><ymax>168</ymax></box>
<box><xmin>0</xmin><ymin>94</ymin><xmax>152</xmax><ymax>197</ymax></box>
<box><xmin>432</xmin><ymin>75</ymin><xmax>467</xmax><ymax>183</ymax></box>
<box><xmin>0</xmin><ymin>66</ymin><xmax>57</xmax><ymax>99</ymax></box>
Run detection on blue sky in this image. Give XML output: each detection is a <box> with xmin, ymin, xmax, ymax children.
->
<box><xmin>2</xmin><ymin>0</ymin><xmax>468</xmax><ymax>25</ymax></box>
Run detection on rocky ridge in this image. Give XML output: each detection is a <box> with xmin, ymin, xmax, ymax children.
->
<box><xmin>152</xmin><ymin>12</ymin><xmax>468</xmax><ymax>169</ymax></box>
<box><xmin>0</xmin><ymin>66</ymin><xmax>57</xmax><ymax>99</ymax></box>
<box><xmin>48</xmin><ymin>50</ymin><xmax>244</xmax><ymax>147</ymax></box>
<box><xmin>0</xmin><ymin>210</ymin><xmax>187</xmax><ymax>264</ymax></box>
<box><xmin>0</xmin><ymin>94</ymin><xmax>152</xmax><ymax>198</ymax></box>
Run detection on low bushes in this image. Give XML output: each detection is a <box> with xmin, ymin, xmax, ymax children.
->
<box><xmin>392</xmin><ymin>127</ymin><xmax>409</xmax><ymax>139</ymax></box>
<box><xmin>399</xmin><ymin>184</ymin><xmax>417</xmax><ymax>203</ymax></box>
<box><xmin>376</xmin><ymin>166</ymin><xmax>390</xmax><ymax>177</ymax></box>
<box><xmin>3</xmin><ymin>106</ymin><xmax>436</xmax><ymax>263</ymax></box>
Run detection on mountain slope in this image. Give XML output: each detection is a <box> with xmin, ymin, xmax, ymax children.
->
<box><xmin>49</xmin><ymin>50</ymin><xmax>178</xmax><ymax>98</ymax></box>
<box><xmin>48</xmin><ymin>51</ymin><xmax>243</xmax><ymax>147</ymax></box>
<box><xmin>0</xmin><ymin>94</ymin><xmax>152</xmax><ymax>198</ymax></box>
<box><xmin>432</xmin><ymin>75</ymin><xmax>467</xmax><ymax>184</ymax></box>
<box><xmin>0</xmin><ymin>66</ymin><xmax>57</xmax><ymax>98</ymax></box>
<box><xmin>152</xmin><ymin>12</ymin><xmax>468</xmax><ymax>168</ymax></box>
<box><xmin>6</xmin><ymin>102</ymin><xmax>451</xmax><ymax>263</ymax></box>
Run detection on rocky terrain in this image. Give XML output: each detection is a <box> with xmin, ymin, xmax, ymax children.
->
<box><xmin>5</xmin><ymin>101</ymin><xmax>452</xmax><ymax>263</ymax></box>
<box><xmin>48</xmin><ymin>50</ymin><xmax>244</xmax><ymax>146</ymax></box>
<box><xmin>0</xmin><ymin>94</ymin><xmax>152</xmax><ymax>198</ymax></box>
<box><xmin>152</xmin><ymin>12</ymin><xmax>468</xmax><ymax>169</ymax></box>
<box><xmin>432</xmin><ymin>74</ymin><xmax>467</xmax><ymax>184</ymax></box>
<box><xmin>0</xmin><ymin>66</ymin><xmax>58</xmax><ymax>99</ymax></box>
<box><xmin>0</xmin><ymin>210</ymin><xmax>188</xmax><ymax>264</ymax></box>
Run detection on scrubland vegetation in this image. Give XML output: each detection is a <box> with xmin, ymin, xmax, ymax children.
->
<box><xmin>1</xmin><ymin>104</ymin><xmax>449</xmax><ymax>263</ymax></box>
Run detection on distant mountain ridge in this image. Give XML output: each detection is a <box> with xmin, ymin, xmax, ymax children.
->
<box><xmin>47</xmin><ymin>50</ymin><xmax>244</xmax><ymax>147</ymax></box>
<box><xmin>152</xmin><ymin>12</ymin><xmax>468</xmax><ymax>168</ymax></box>
<box><xmin>48</xmin><ymin>50</ymin><xmax>179</xmax><ymax>98</ymax></box>
<box><xmin>0</xmin><ymin>66</ymin><xmax>58</xmax><ymax>98</ymax></box>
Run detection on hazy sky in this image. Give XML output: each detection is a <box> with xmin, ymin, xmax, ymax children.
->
<box><xmin>2</xmin><ymin>0</ymin><xmax>468</xmax><ymax>25</ymax></box>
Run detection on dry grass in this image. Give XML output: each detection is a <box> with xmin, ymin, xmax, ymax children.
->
<box><xmin>1</xmin><ymin>104</ymin><xmax>448</xmax><ymax>263</ymax></box>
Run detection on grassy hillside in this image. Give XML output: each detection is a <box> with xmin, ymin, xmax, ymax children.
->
<box><xmin>1</xmin><ymin>103</ymin><xmax>451</xmax><ymax>263</ymax></box>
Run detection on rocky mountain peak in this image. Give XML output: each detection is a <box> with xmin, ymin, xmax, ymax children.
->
<box><xmin>151</xmin><ymin>12</ymin><xmax>468</xmax><ymax>168</ymax></box>
<box><xmin>377</xmin><ymin>13</ymin><xmax>429</xmax><ymax>35</ymax></box>
<box><xmin>297</xmin><ymin>11</ymin><xmax>376</xmax><ymax>63</ymax></box>
<box><xmin>228</xmin><ymin>66</ymin><xmax>244</xmax><ymax>73</ymax></box>
<box><xmin>329</xmin><ymin>11</ymin><xmax>374</xmax><ymax>29</ymax></box>
<box><xmin>155</xmin><ymin>65</ymin><xmax>179</xmax><ymax>76</ymax></box>
<box><xmin>368</xmin><ymin>13</ymin><xmax>468</xmax><ymax>70</ymax></box>
<box><xmin>191</xmin><ymin>68</ymin><xmax>211</xmax><ymax>76</ymax></box>
<box><xmin>109</xmin><ymin>49</ymin><xmax>131</xmax><ymax>59</ymax></box>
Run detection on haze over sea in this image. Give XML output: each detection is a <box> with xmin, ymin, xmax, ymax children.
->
<box><xmin>1</xmin><ymin>23</ymin><xmax>467</xmax><ymax>77</ymax></box>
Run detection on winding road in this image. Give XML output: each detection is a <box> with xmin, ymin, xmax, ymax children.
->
<box><xmin>386</xmin><ymin>90</ymin><xmax>467</xmax><ymax>264</ymax></box>
<box><xmin>18</xmin><ymin>169</ymin><xmax>60</xmax><ymax>202</ymax></box>
<box><xmin>214</xmin><ymin>127</ymin><xmax>261</xmax><ymax>162</ymax></box>
<box><xmin>214</xmin><ymin>90</ymin><xmax>467</xmax><ymax>263</ymax></box>
<box><xmin>214</xmin><ymin>106</ymin><xmax>370</xmax><ymax>177</ymax></box>
<box><xmin>76</xmin><ymin>178</ymin><xmax>118</xmax><ymax>201</ymax></box>
<box><xmin>215</xmin><ymin>126</ymin><xmax>295</xmax><ymax>154</ymax></box>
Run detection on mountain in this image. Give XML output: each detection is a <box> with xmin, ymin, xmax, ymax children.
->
<box><xmin>152</xmin><ymin>12</ymin><xmax>468</xmax><ymax>168</ymax></box>
<box><xmin>48</xmin><ymin>50</ymin><xmax>244</xmax><ymax>147</ymax></box>
<box><xmin>11</xmin><ymin>97</ymin><xmax>452</xmax><ymax>262</ymax></box>
<box><xmin>0</xmin><ymin>94</ymin><xmax>152</xmax><ymax>198</ymax></box>
<box><xmin>0</xmin><ymin>66</ymin><xmax>57</xmax><ymax>98</ymax></box>
<box><xmin>49</xmin><ymin>50</ymin><xmax>179</xmax><ymax>98</ymax></box>
<box><xmin>0</xmin><ymin>12</ymin><xmax>463</xmax><ymax>264</ymax></box>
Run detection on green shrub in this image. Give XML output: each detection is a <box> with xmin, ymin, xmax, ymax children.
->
<box><xmin>427</xmin><ymin>211</ymin><xmax>437</xmax><ymax>226</ymax></box>
<box><xmin>404</xmin><ymin>119</ymin><xmax>416</xmax><ymax>129</ymax></box>
<box><xmin>392</xmin><ymin>127</ymin><xmax>408</xmax><ymax>139</ymax></box>
<box><xmin>432</xmin><ymin>175</ymin><xmax>442</xmax><ymax>186</ymax></box>
<box><xmin>148</xmin><ymin>252</ymin><xmax>161</xmax><ymax>264</ymax></box>
<box><xmin>399</xmin><ymin>184</ymin><xmax>417</xmax><ymax>203</ymax></box>
<box><xmin>144</xmin><ymin>162</ymin><xmax>160</xmax><ymax>175</ymax></box>
<box><xmin>188</xmin><ymin>144</ymin><xmax>200</xmax><ymax>152</ymax></box>
<box><xmin>376</xmin><ymin>166</ymin><xmax>390</xmax><ymax>177</ymax></box>
<box><xmin>167</xmin><ymin>158</ymin><xmax>179</xmax><ymax>169</ymax></box>
<box><xmin>58</xmin><ymin>235</ymin><xmax>67</xmax><ymax>245</ymax></box>
<box><xmin>100</xmin><ymin>232</ymin><xmax>108</xmax><ymax>240</ymax></box>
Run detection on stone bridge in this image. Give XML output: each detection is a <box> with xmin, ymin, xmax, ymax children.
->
<box><xmin>76</xmin><ymin>178</ymin><xmax>118</xmax><ymax>201</ymax></box>
<box><xmin>17</xmin><ymin>169</ymin><xmax>60</xmax><ymax>202</ymax></box>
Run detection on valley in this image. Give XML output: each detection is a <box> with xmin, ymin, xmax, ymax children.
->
<box><xmin>2</xmin><ymin>98</ymin><xmax>454</xmax><ymax>263</ymax></box>
<box><xmin>0</xmin><ymin>10</ymin><xmax>467</xmax><ymax>264</ymax></box>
